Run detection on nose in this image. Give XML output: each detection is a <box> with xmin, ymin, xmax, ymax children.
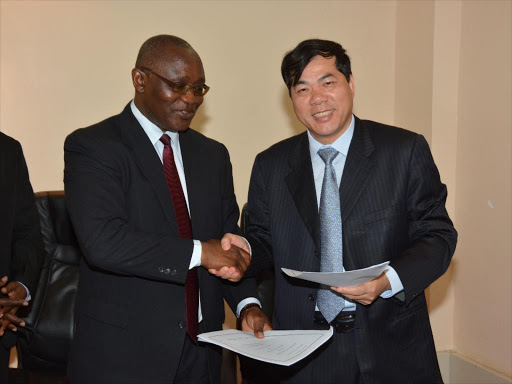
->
<box><xmin>180</xmin><ymin>89</ymin><xmax>200</xmax><ymax>104</ymax></box>
<box><xmin>310</xmin><ymin>87</ymin><xmax>327</xmax><ymax>105</ymax></box>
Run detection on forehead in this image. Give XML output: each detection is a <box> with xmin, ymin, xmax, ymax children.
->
<box><xmin>298</xmin><ymin>56</ymin><xmax>340</xmax><ymax>82</ymax></box>
<box><xmin>155</xmin><ymin>45</ymin><xmax>205</xmax><ymax>81</ymax></box>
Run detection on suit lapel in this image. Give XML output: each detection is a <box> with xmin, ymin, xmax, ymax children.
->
<box><xmin>285</xmin><ymin>133</ymin><xmax>321</xmax><ymax>251</ymax></box>
<box><xmin>340</xmin><ymin>117</ymin><xmax>375</xmax><ymax>221</ymax></box>
<box><xmin>118</xmin><ymin>104</ymin><xmax>177</xmax><ymax>228</ymax></box>
<box><xmin>177</xmin><ymin>129</ymin><xmax>202</xmax><ymax>235</ymax></box>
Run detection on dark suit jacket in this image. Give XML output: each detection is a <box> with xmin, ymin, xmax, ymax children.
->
<box><xmin>245</xmin><ymin>117</ymin><xmax>457</xmax><ymax>383</ymax></box>
<box><xmin>64</xmin><ymin>104</ymin><xmax>255</xmax><ymax>384</ymax></box>
<box><xmin>0</xmin><ymin>132</ymin><xmax>43</xmax><ymax>353</ymax></box>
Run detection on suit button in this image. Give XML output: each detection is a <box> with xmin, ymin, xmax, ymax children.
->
<box><xmin>164</xmin><ymin>268</ymin><xmax>171</xmax><ymax>274</ymax></box>
<box><xmin>309</xmin><ymin>294</ymin><xmax>315</xmax><ymax>302</ymax></box>
<box><xmin>314</xmin><ymin>250</ymin><xmax>319</xmax><ymax>256</ymax></box>
<box><xmin>171</xmin><ymin>269</ymin><xmax>177</xmax><ymax>276</ymax></box>
<box><xmin>178</xmin><ymin>321</ymin><xmax>186</xmax><ymax>329</ymax></box>
<box><xmin>158</xmin><ymin>266</ymin><xmax>164</xmax><ymax>273</ymax></box>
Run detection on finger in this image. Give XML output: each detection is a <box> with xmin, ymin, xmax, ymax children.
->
<box><xmin>0</xmin><ymin>299</ymin><xmax>28</xmax><ymax>307</ymax></box>
<box><xmin>227</xmin><ymin>271</ymin><xmax>242</xmax><ymax>283</ymax></box>
<box><xmin>3</xmin><ymin>313</ymin><xmax>25</xmax><ymax>327</ymax></box>
<box><xmin>0</xmin><ymin>276</ymin><xmax>7</xmax><ymax>288</ymax></box>
<box><xmin>0</xmin><ymin>320</ymin><xmax>10</xmax><ymax>336</ymax></box>
<box><xmin>7</xmin><ymin>323</ymin><xmax>18</xmax><ymax>332</ymax></box>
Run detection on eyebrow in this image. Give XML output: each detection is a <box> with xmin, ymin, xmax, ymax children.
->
<box><xmin>295</xmin><ymin>73</ymin><xmax>335</xmax><ymax>86</ymax></box>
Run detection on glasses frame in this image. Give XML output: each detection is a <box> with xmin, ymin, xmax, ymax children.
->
<box><xmin>137</xmin><ymin>66</ymin><xmax>210</xmax><ymax>96</ymax></box>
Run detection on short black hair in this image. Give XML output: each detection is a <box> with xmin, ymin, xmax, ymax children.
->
<box><xmin>135</xmin><ymin>35</ymin><xmax>194</xmax><ymax>68</ymax></box>
<box><xmin>281</xmin><ymin>39</ymin><xmax>352</xmax><ymax>94</ymax></box>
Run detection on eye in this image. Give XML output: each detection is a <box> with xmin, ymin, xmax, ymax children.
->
<box><xmin>171</xmin><ymin>83</ymin><xmax>190</xmax><ymax>93</ymax></box>
<box><xmin>324</xmin><ymin>81</ymin><xmax>336</xmax><ymax>86</ymax></box>
<box><xmin>296</xmin><ymin>87</ymin><xmax>308</xmax><ymax>94</ymax></box>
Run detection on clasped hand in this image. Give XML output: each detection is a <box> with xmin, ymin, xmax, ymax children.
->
<box><xmin>201</xmin><ymin>238</ymin><xmax>250</xmax><ymax>282</ymax></box>
<box><xmin>330</xmin><ymin>272</ymin><xmax>391</xmax><ymax>305</ymax></box>
<box><xmin>0</xmin><ymin>276</ymin><xmax>29</xmax><ymax>336</ymax></box>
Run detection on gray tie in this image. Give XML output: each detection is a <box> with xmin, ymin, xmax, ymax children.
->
<box><xmin>317</xmin><ymin>147</ymin><xmax>345</xmax><ymax>323</ymax></box>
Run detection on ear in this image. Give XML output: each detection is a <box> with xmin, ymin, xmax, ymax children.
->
<box><xmin>348</xmin><ymin>74</ymin><xmax>355</xmax><ymax>98</ymax></box>
<box><xmin>132</xmin><ymin>68</ymin><xmax>146</xmax><ymax>94</ymax></box>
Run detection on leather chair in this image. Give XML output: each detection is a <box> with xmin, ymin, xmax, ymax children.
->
<box><xmin>10</xmin><ymin>191</ymin><xmax>79</xmax><ymax>383</ymax></box>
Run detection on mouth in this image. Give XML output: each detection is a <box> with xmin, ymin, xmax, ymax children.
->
<box><xmin>176</xmin><ymin>110</ymin><xmax>196</xmax><ymax>120</ymax></box>
<box><xmin>313</xmin><ymin>110</ymin><xmax>334</xmax><ymax>118</ymax></box>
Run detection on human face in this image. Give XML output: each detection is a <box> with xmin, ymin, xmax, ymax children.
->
<box><xmin>133</xmin><ymin>45</ymin><xmax>206</xmax><ymax>133</ymax></box>
<box><xmin>290</xmin><ymin>56</ymin><xmax>355</xmax><ymax>145</ymax></box>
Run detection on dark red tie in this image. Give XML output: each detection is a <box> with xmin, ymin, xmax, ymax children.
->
<box><xmin>160</xmin><ymin>134</ymin><xmax>199</xmax><ymax>342</ymax></box>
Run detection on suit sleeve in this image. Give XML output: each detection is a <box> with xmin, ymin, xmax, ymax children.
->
<box><xmin>216</xmin><ymin>145</ymin><xmax>259</xmax><ymax>311</ymax></box>
<box><xmin>243</xmin><ymin>154</ymin><xmax>276</xmax><ymax>276</ymax></box>
<box><xmin>390</xmin><ymin>135</ymin><xmax>457</xmax><ymax>305</ymax></box>
<box><xmin>64</xmin><ymin>132</ymin><xmax>192</xmax><ymax>284</ymax></box>
<box><xmin>10</xmin><ymin>142</ymin><xmax>44</xmax><ymax>295</ymax></box>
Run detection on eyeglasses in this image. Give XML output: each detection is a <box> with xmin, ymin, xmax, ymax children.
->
<box><xmin>137</xmin><ymin>67</ymin><xmax>210</xmax><ymax>96</ymax></box>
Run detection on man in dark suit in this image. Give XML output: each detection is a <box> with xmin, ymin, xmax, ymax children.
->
<box><xmin>0</xmin><ymin>132</ymin><xmax>43</xmax><ymax>381</ymax></box>
<box><xmin>64</xmin><ymin>35</ymin><xmax>269</xmax><ymax>384</ymax></box>
<box><xmin>227</xmin><ymin>39</ymin><xmax>457</xmax><ymax>383</ymax></box>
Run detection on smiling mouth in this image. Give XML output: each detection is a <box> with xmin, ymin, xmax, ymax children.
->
<box><xmin>313</xmin><ymin>110</ymin><xmax>334</xmax><ymax>118</ymax></box>
<box><xmin>176</xmin><ymin>110</ymin><xmax>195</xmax><ymax>119</ymax></box>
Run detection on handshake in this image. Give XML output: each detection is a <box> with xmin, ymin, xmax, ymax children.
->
<box><xmin>201</xmin><ymin>234</ymin><xmax>250</xmax><ymax>282</ymax></box>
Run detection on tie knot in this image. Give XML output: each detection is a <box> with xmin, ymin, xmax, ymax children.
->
<box><xmin>318</xmin><ymin>147</ymin><xmax>339</xmax><ymax>165</ymax></box>
<box><xmin>160</xmin><ymin>134</ymin><xmax>171</xmax><ymax>146</ymax></box>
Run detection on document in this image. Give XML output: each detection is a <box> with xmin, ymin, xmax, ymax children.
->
<box><xmin>281</xmin><ymin>261</ymin><xmax>390</xmax><ymax>287</ymax></box>
<box><xmin>198</xmin><ymin>328</ymin><xmax>333</xmax><ymax>366</ymax></box>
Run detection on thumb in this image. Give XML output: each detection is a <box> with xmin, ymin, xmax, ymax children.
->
<box><xmin>221</xmin><ymin>234</ymin><xmax>233</xmax><ymax>250</ymax></box>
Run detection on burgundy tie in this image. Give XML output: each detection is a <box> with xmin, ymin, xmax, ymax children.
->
<box><xmin>160</xmin><ymin>134</ymin><xmax>199</xmax><ymax>342</ymax></box>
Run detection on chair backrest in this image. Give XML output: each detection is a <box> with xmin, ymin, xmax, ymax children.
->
<box><xmin>17</xmin><ymin>191</ymin><xmax>81</xmax><ymax>374</ymax></box>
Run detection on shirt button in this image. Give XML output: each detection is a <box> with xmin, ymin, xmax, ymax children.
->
<box><xmin>178</xmin><ymin>321</ymin><xmax>186</xmax><ymax>329</ymax></box>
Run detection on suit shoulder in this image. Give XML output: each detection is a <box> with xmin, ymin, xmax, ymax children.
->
<box><xmin>66</xmin><ymin>114</ymin><xmax>120</xmax><ymax>145</ymax></box>
<box><xmin>180</xmin><ymin>128</ymin><xmax>228</xmax><ymax>153</ymax></box>
<box><xmin>256</xmin><ymin>132</ymin><xmax>306</xmax><ymax>161</ymax></box>
<box><xmin>361</xmin><ymin>119</ymin><xmax>423</xmax><ymax>148</ymax></box>
<box><xmin>362</xmin><ymin>119</ymin><xmax>419</xmax><ymax>138</ymax></box>
<box><xmin>0</xmin><ymin>132</ymin><xmax>22</xmax><ymax>152</ymax></box>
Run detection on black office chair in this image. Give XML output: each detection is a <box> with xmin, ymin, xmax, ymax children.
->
<box><xmin>9</xmin><ymin>191</ymin><xmax>79</xmax><ymax>383</ymax></box>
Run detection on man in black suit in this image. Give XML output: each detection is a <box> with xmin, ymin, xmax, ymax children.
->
<box><xmin>64</xmin><ymin>35</ymin><xmax>269</xmax><ymax>384</ymax></box>
<box><xmin>0</xmin><ymin>132</ymin><xmax>43</xmax><ymax>381</ymax></box>
<box><xmin>227</xmin><ymin>39</ymin><xmax>457</xmax><ymax>383</ymax></box>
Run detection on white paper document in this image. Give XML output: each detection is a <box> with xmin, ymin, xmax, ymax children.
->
<box><xmin>281</xmin><ymin>261</ymin><xmax>390</xmax><ymax>287</ymax></box>
<box><xmin>198</xmin><ymin>328</ymin><xmax>333</xmax><ymax>366</ymax></box>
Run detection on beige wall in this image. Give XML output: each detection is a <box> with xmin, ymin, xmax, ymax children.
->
<box><xmin>1</xmin><ymin>0</ymin><xmax>510</xmax><ymax>378</ymax></box>
<box><xmin>453</xmin><ymin>0</ymin><xmax>512</xmax><ymax>377</ymax></box>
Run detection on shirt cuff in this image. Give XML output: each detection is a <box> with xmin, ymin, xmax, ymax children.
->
<box><xmin>242</xmin><ymin>236</ymin><xmax>252</xmax><ymax>257</ymax></box>
<box><xmin>17</xmin><ymin>281</ymin><xmax>31</xmax><ymax>301</ymax></box>
<box><xmin>236</xmin><ymin>298</ymin><xmax>262</xmax><ymax>318</ymax></box>
<box><xmin>190</xmin><ymin>240</ymin><xmax>202</xmax><ymax>269</ymax></box>
<box><xmin>380</xmin><ymin>267</ymin><xmax>404</xmax><ymax>299</ymax></box>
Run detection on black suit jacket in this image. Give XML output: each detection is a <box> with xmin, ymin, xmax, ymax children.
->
<box><xmin>245</xmin><ymin>117</ymin><xmax>457</xmax><ymax>383</ymax></box>
<box><xmin>64</xmin><ymin>104</ymin><xmax>255</xmax><ymax>384</ymax></box>
<box><xmin>0</xmin><ymin>132</ymin><xmax>43</xmax><ymax>352</ymax></box>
